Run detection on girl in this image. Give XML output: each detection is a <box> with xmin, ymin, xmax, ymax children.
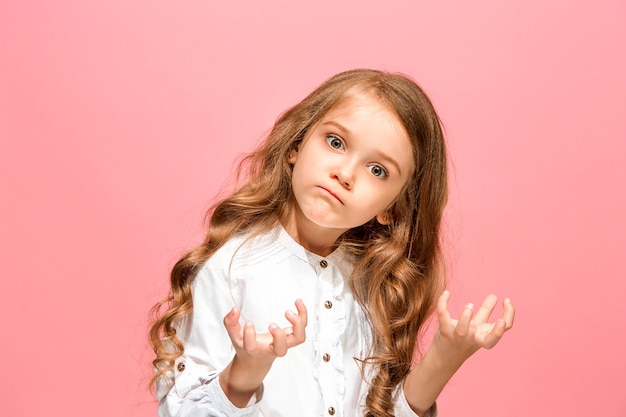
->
<box><xmin>149</xmin><ymin>69</ymin><xmax>515</xmax><ymax>417</ymax></box>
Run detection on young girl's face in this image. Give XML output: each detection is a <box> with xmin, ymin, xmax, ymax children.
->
<box><xmin>288</xmin><ymin>91</ymin><xmax>415</xmax><ymax>238</ymax></box>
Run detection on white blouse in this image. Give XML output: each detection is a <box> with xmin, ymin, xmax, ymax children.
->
<box><xmin>157</xmin><ymin>226</ymin><xmax>436</xmax><ymax>417</ymax></box>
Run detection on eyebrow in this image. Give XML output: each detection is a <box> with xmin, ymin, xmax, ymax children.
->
<box><xmin>320</xmin><ymin>121</ymin><xmax>404</xmax><ymax>175</ymax></box>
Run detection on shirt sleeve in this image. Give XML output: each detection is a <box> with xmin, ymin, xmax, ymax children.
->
<box><xmin>158</xmin><ymin>375</ymin><xmax>264</xmax><ymax>417</ymax></box>
<box><xmin>157</xmin><ymin>251</ymin><xmax>262</xmax><ymax>417</ymax></box>
<box><xmin>393</xmin><ymin>385</ymin><xmax>438</xmax><ymax>417</ymax></box>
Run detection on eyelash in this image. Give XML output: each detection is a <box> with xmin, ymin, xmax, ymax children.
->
<box><xmin>325</xmin><ymin>135</ymin><xmax>388</xmax><ymax>179</ymax></box>
<box><xmin>326</xmin><ymin>134</ymin><xmax>344</xmax><ymax>150</ymax></box>
<box><xmin>368</xmin><ymin>165</ymin><xmax>388</xmax><ymax>178</ymax></box>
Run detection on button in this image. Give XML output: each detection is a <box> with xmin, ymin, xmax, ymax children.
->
<box><xmin>320</xmin><ymin>260</ymin><xmax>328</xmax><ymax>268</ymax></box>
<box><xmin>324</xmin><ymin>300</ymin><xmax>333</xmax><ymax>309</ymax></box>
<box><xmin>323</xmin><ymin>353</ymin><xmax>330</xmax><ymax>362</ymax></box>
<box><xmin>328</xmin><ymin>407</ymin><xmax>335</xmax><ymax>415</ymax></box>
<box><xmin>177</xmin><ymin>362</ymin><xmax>185</xmax><ymax>372</ymax></box>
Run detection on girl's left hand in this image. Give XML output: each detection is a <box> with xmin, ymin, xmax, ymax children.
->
<box><xmin>434</xmin><ymin>291</ymin><xmax>515</xmax><ymax>366</ymax></box>
<box><xmin>403</xmin><ymin>291</ymin><xmax>515</xmax><ymax>413</ymax></box>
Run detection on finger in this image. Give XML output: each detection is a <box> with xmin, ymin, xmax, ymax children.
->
<box><xmin>473</xmin><ymin>294</ymin><xmax>498</xmax><ymax>324</ymax></box>
<box><xmin>286</xmin><ymin>300</ymin><xmax>308</xmax><ymax>345</ymax></box>
<box><xmin>242</xmin><ymin>321</ymin><xmax>257</xmax><ymax>352</ymax></box>
<box><xmin>502</xmin><ymin>298</ymin><xmax>515</xmax><ymax>330</ymax></box>
<box><xmin>481</xmin><ymin>319</ymin><xmax>506</xmax><ymax>349</ymax></box>
<box><xmin>223</xmin><ymin>307</ymin><xmax>243</xmax><ymax>343</ymax></box>
<box><xmin>284</xmin><ymin>311</ymin><xmax>302</xmax><ymax>345</ymax></box>
<box><xmin>295</xmin><ymin>299</ymin><xmax>308</xmax><ymax>327</ymax></box>
<box><xmin>436</xmin><ymin>290</ymin><xmax>454</xmax><ymax>334</ymax></box>
<box><xmin>455</xmin><ymin>302</ymin><xmax>474</xmax><ymax>337</ymax></box>
<box><xmin>269</xmin><ymin>324</ymin><xmax>288</xmax><ymax>357</ymax></box>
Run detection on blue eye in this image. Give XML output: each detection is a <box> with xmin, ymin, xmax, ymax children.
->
<box><xmin>326</xmin><ymin>135</ymin><xmax>344</xmax><ymax>150</ymax></box>
<box><xmin>368</xmin><ymin>165</ymin><xmax>388</xmax><ymax>178</ymax></box>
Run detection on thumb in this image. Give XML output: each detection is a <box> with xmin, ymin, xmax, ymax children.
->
<box><xmin>223</xmin><ymin>306</ymin><xmax>242</xmax><ymax>340</ymax></box>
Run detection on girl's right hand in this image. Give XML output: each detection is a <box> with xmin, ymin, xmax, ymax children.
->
<box><xmin>224</xmin><ymin>298</ymin><xmax>308</xmax><ymax>364</ymax></box>
<box><xmin>219</xmin><ymin>299</ymin><xmax>308</xmax><ymax>407</ymax></box>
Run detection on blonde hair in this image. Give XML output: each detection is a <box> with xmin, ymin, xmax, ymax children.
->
<box><xmin>149</xmin><ymin>69</ymin><xmax>448</xmax><ymax>417</ymax></box>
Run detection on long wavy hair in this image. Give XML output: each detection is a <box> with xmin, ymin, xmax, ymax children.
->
<box><xmin>149</xmin><ymin>69</ymin><xmax>448</xmax><ymax>417</ymax></box>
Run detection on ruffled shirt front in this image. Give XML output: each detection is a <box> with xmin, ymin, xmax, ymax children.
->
<box><xmin>157</xmin><ymin>226</ymin><xmax>436</xmax><ymax>417</ymax></box>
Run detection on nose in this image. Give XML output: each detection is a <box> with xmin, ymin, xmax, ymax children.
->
<box><xmin>332</xmin><ymin>164</ymin><xmax>354</xmax><ymax>190</ymax></box>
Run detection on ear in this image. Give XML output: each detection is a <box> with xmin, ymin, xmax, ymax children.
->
<box><xmin>376</xmin><ymin>212</ymin><xmax>391</xmax><ymax>225</ymax></box>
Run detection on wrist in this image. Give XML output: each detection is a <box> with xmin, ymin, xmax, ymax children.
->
<box><xmin>403</xmin><ymin>342</ymin><xmax>466</xmax><ymax>414</ymax></box>
<box><xmin>231</xmin><ymin>353</ymin><xmax>274</xmax><ymax>382</ymax></box>
<box><xmin>219</xmin><ymin>354</ymin><xmax>273</xmax><ymax>408</ymax></box>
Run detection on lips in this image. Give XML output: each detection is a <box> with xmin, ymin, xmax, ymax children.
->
<box><xmin>319</xmin><ymin>186</ymin><xmax>343</xmax><ymax>204</ymax></box>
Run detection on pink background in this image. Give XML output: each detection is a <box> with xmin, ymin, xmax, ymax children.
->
<box><xmin>1</xmin><ymin>1</ymin><xmax>625</xmax><ymax>416</ymax></box>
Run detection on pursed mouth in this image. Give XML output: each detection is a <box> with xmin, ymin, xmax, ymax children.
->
<box><xmin>319</xmin><ymin>186</ymin><xmax>343</xmax><ymax>204</ymax></box>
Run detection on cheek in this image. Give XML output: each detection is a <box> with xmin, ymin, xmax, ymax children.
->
<box><xmin>379</xmin><ymin>183</ymin><xmax>406</xmax><ymax>209</ymax></box>
<box><xmin>290</xmin><ymin>162</ymin><xmax>310</xmax><ymax>191</ymax></box>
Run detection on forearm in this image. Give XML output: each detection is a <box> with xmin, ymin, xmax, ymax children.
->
<box><xmin>402</xmin><ymin>348</ymin><xmax>465</xmax><ymax>416</ymax></box>
<box><xmin>218</xmin><ymin>355</ymin><xmax>273</xmax><ymax>408</ymax></box>
<box><xmin>404</xmin><ymin>292</ymin><xmax>515</xmax><ymax>415</ymax></box>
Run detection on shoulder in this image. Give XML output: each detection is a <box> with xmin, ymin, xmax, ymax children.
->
<box><xmin>195</xmin><ymin>226</ymin><xmax>296</xmax><ymax>277</ymax></box>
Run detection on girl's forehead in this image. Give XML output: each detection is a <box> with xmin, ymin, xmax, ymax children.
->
<box><xmin>321</xmin><ymin>91</ymin><xmax>399</xmax><ymax>122</ymax></box>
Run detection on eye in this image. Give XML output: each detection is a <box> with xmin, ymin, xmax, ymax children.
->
<box><xmin>326</xmin><ymin>135</ymin><xmax>344</xmax><ymax>150</ymax></box>
<box><xmin>368</xmin><ymin>164</ymin><xmax>388</xmax><ymax>178</ymax></box>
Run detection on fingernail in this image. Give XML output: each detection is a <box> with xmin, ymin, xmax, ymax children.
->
<box><xmin>443</xmin><ymin>290</ymin><xmax>450</xmax><ymax>297</ymax></box>
<box><xmin>269</xmin><ymin>323</ymin><xmax>278</xmax><ymax>330</ymax></box>
<box><xmin>466</xmin><ymin>303</ymin><xmax>474</xmax><ymax>310</ymax></box>
<box><xmin>505</xmin><ymin>298</ymin><xmax>511</xmax><ymax>304</ymax></box>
